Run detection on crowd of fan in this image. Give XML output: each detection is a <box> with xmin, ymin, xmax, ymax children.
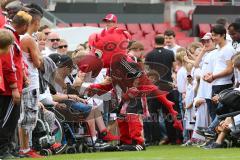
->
<box><xmin>1</xmin><ymin>0</ymin><xmax>240</xmax><ymax>159</ymax></box>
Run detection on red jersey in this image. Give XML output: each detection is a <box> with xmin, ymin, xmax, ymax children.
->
<box><xmin>0</xmin><ymin>24</ymin><xmax>24</xmax><ymax>95</ymax></box>
<box><xmin>0</xmin><ymin>60</ymin><xmax>5</xmax><ymax>92</ymax></box>
<box><xmin>0</xmin><ymin>10</ymin><xmax>6</xmax><ymax>28</ymax></box>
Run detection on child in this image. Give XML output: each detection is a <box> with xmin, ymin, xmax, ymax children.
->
<box><xmin>175</xmin><ymin>49</ymin><xmax>187</xmax><ymax>115</ymax></box>
<box><xmin>0</xmin><ymin>29</ymin><xmax>14</xmax><ymax>92</ymax></box>
<box><xmin>144</xmin><ymin>70</ymin><xmax>168</xmax><ymax>145</ymax></box>
<box><xmin>182</xmin><ymin>63</ymin><xmax>196</xmax><ymax>146</ymax></box>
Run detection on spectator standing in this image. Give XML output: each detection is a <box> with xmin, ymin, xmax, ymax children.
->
<box><xmin>0</xmin><ymin>11</ymin><xmax>31</xmax><ymax>159</ymax></box>
<box><xmin>164</xmin><ymin>29</ymin><xmax>181</xmax><ymax>56</ymax></box>
<box><xmin>18</xmin><ymin>5</ymin><xmax>43</xmax><ymax>158</ymax></box>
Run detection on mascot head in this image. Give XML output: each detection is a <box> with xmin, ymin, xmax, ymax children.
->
<box><xmin>78</xmin><ymin>27</ymin><xmax>131</xmax><ymax>77</ymax></box>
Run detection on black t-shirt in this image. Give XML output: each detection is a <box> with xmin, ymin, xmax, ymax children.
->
<box><xmin>145</xmin><ymin>47</ymin><xmax>175</xmax><ymax>82</ymax></box>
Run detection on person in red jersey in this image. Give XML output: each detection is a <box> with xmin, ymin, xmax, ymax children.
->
<box><xmin>0</xmin><ymin>11</ymin><xmax>31</xmax><ymax>159</ymax></box>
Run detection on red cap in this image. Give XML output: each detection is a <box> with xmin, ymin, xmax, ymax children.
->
<box><xmin>102</xmin><ymin>13</ymin><xmax>118</xmax><ymax>23</ymax></box>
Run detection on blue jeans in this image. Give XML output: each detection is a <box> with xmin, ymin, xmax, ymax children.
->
<box><xmin>159</xmin><ymin>108</ymin><xmax>168</xmax><ymax>139</ymax></box>
<box><xmin>71</xmin><ymin>102</ymin><xmax>92</xmax><ymax>114</ymax></box>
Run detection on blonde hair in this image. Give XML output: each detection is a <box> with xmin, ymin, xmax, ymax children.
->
<box><xmin>12</xmin><ymin>11</ymin><xmax>32</xmax><ymax>27</ymax></box>
<box><xmin>233</xmin><ymin>52</ymin><xmax>240</xmax><ymax>68</ymax></box>
<box><xmin>16</xmin><ymin>11</ymin><xmax>32</xmax><ymax>23</ymax></box>
<box><xmin>188</xmin><ymin>42</ymin><xmax>202</xmax><ymax>53</ymax></box>
<box><xmin>71</xmin><ymin>50</ymin><xmax>88</xmax><ymax>59</ymax></box>
<box><xmin>176</xmin><ymin>47</ymin><xmax>187</xmax><ymax>64</ymax></box>
<box><xmin>36</xmin><ymin>32</ymin><xmax>46</xmax><ymax>40</ymax></box>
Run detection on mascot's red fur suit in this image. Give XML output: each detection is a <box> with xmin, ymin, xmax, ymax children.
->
<box><xmin>77</xmin><ymin>27</ymin><xmax>183</xmax><ymax>149</ymax></box>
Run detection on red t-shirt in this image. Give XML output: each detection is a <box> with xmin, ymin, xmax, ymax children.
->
<box><xmin>0</xmin><ymin>24</ymin><xmax>24</xmax><ymax>95</ymax></box>
<box><xmin>0</xmin><ymin>10</ymin><xmax>6</xmax><ymax>28</ymax></box>
<box><xmin>0</xmin><ymin>59</ymin><xmax>5</xmax><ymax>92</ymax></box>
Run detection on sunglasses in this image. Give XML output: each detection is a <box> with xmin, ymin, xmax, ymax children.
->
<box><xmin>58</xmin><ymin>45</ymin><xmax>68</xmax><ymax>49</ymax></box>
<box><xmin>187</xmin><ymin>75</ymin><xmax>192</xmax><ymax>78</ymax></box>
<box><xmin>49</xmin><ymin>38</ymin><xmax>60</xmax><ymax>42</ymax></box>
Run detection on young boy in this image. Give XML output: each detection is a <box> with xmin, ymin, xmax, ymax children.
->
<box><xmin>0</xmin><ymin>29</ymin><xmax>14</xmax><ymax>92</ymax></box>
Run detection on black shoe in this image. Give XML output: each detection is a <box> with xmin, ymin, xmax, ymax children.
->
<box><xmin>196</xmin><ymin>128</ymin><xmax>207</xmax><ymax>137</ymax></box>
<box><xmin>204</xmin><ymin>130</ymin><xmax>216</xmax><ymax>139</ymax></box>
<box><xmin>10</xmin><ymin>150</ymin><xmax>28</xmax><ymax>158</ymax></box>
<box><xmin>204</xmin><ymin>142</ymin><xmax>222</xmax><ymax>149</ymax></box>
<box><xmin>200</xmin><ymin>139</ymin><xmax>214</xmax><ymax>148</ymax></box>
<box><xmin>0</xmin><ymin>151</ymin><xmax>15</xmax><ymax>159</ymax></box>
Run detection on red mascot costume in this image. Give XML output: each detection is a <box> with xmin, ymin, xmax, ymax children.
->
<box><xmin>77</xmin><ymin>27</ymin><xmax>183</xmax><ymax>150</ymax></box>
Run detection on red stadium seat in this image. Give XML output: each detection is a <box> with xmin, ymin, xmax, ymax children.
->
<box><xmin>175</xmin><ymin>10</ymin><xmax>187</xmax><ymax>24</ymax></box>
<box><xmin>85</xmin><ymin>23</ymin><xmax>99</xmax><ymax>27</ymax></box>
<box><xmin>57</xmin><ymin>23</ymin><xmax>70</xmax><ymax>28</ymax></box>
<box><xmin>127</xmin><ymin>23</ymin><xmax>141</xmax><ymax>34</ymax></box>
<box><xmin>176</xmin><ymin>37</ymin><xmax>195</xmax><ymax>47</ymax></box>
<box><xmin>132</xmin><ymin>31</ymin><xmax>144</xmax><ymax>41</ymax></box>
<box><xmin>198</xmin><ymin>23</ymin><xmax>211</xmax><ymax>38</ymax></box>
<box><xmin>140</xmin><ymin>23</ymin><xmax>154</xmax><ymax>35</ymax></box>
<box><xmin>179</xmin><ymin>17</ymin><xmax>192</xmax><ymax>30</ymax></box>
<box><xmin>144</xmin><ymin>32</ymin><xmax>155</xmax><ymax>41</ymax></box>
<box><xmin>71</xmin><ymin>23</ymin><xmax>84</xmax><ymax>27</ymax></box>
<box><xmin>153</xmin><ymin>23</ymin><xmax>170</xmax><ymax>34</ymax></box>
<box><xmin>118</xmin><ymin>23</ymin><xmax>127</xmax><ymax>30</ymax></box>
<box><xmin>170</xmin><ymin>26</ymin><xmax>181</xmax><ymax>32</ymax></box>
<box><xmin>175</xmin><ymin>32</ymin><xmax>187</xmax><ymax>38</ymax></box>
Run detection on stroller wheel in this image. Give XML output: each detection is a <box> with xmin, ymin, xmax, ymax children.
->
<box><xmin>40</xmin><ymin>149</ymin><xmax>52</xmax><ymax>156</ymax></box>
<box><xmin>76</xmin><ymin>144</ymin><xmax>83</xmax><ymax>153</ymax></box>
<box><xmin>66</xmin><ymin>146</ymin><xmax>77</xmax><ymax>154</ymax></box>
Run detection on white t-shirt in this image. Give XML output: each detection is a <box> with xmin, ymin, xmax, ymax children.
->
<box><xmin>42</xmin><ymin>47</ymin><xmax>57</xmax><ymax>57</ymax></box>
<box><xmin>212</xmin><ymin>44</ymin><xmax>235</xmax><ymax>85</ymax></box>
<box><xmin>197</xmin><ymin>49</ymin><xmax>218</xmax><ymax>99</ymax></box>
<box><xmin>226</xmin><ymin>33</ymin><xmax>233</xmax><ymax>45</ymax></box>
<box><xmin>164</xmin><ymin>44</ymin><xmax>181</xmax><ymax>56</ymax></box>
<box><xmin>177</xmin><ymin>66</ymin><xmax>187</xmax><ymax>93</ymax></box>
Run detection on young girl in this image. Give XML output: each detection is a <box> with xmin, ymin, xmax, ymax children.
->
<box><xmin>175</xmin><ymin>48</ymin><xmax>188</xmax><ymax>142</ymax></box>
<box><xmin>182</xmin><ymin>63</ymin><xmax>196</xmax><ymax>146</ymax></box>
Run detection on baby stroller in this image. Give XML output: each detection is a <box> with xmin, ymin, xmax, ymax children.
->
<box><xmin>32</xmin><ymin>108</ymin><xmax>66</xmax><ymax>156</ymax></box>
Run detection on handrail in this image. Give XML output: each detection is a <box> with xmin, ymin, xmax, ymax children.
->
<box><xmin>43</xmin><ymin>9</ymin><xmax>66</xmax><ymax>26</ymax></box>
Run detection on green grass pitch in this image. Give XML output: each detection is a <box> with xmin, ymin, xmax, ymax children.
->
<box><xmin>23</xmin><ymin>145</ymin><xmax>240</xmax><ymax>160</ymax></box>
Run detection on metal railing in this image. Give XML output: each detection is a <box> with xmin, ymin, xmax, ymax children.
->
<box><xmin>42</xmin><ymin>9</ymin><xmax>66</xmax><ymax>26</ymax></box>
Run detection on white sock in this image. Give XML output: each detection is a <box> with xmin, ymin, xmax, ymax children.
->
<box><xmin>21</xmin><ymin>148</ymin><xmax>30</xmax><ymax>154</ymax></box>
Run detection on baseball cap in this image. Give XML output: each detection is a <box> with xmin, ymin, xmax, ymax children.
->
<box><xmin>48</xmin><ymin>54</ymin><xmax>74</xmax><ymax>68</ymax></box>
<box><xmin>201</xmin><ymin>32</ymin><xmax>212</xmax><ymax>40</ymax></box>
<box><xmin>102</xmin><ymin>13</ymin><xmax>118</xmax><ymax>23</ymax></box>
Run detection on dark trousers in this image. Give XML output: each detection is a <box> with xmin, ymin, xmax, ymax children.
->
<box><xmin>209</xmin><ymin>84</ymin><xmax>233</xmax><ymax>121</ymax></box>
<box><xmin>0</xmin><ymin>95</ymin><xmax>20</xmax><ymax>152</ymax></box>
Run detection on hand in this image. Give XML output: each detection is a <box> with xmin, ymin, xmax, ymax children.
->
<box><xmin>12</xmin><ymin>88</ymin><xmax>21</xmax><ymax>105</ymax></box>
<box><xmin>212</xmin><ymin>95</ymin><xmax>219</xmax><ymax>104</ymax></box>
<box><xmin>84</xmin><ymin>87</ymin><xmax>98</xmax><ymax>97</ymax></box>
<box><xmin>203</xmin><ymin>73</ymin><xmax>214</xmax><ymax>83</ymax></box>
<box><xmin>24</xmin><ymin>77</ymin><xmax>30</xmax><ymax>87</ymax></box>
<box><xmin>38</xmin><ymin>101</ymin><xmax>46</xmax><ymax>111</ymax></box>
<box><xmin>195</xmin><ymin>99</ymin><xmax>205</xmax><ymax>108</ymax></box>
<box><xmin>68</xmin><ymin>94</ymin><xmax>86</xmax><ymax>103</ymax></box>
<box><xmin>183</xmin><ymin>55</ymin><xmax>190</xmax><ymax>63</ymax></box>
